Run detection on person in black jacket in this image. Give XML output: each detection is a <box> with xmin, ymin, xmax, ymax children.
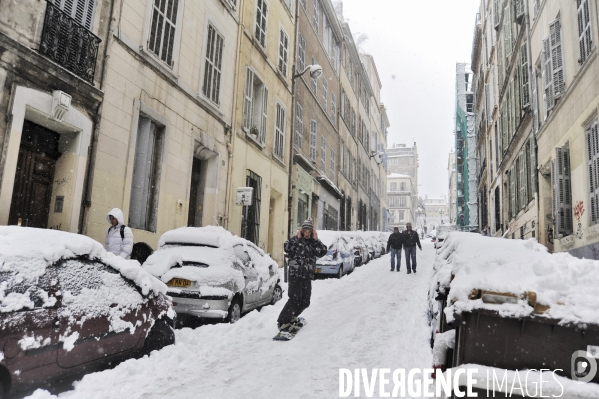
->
<box><xmin>386</xmin><ymin>227</ymin><xmax>403</xmax><ymax>272</ymax></box>
<box><xmin>402</xmin><ymin>222</ymin><xmax>422</xmax><ymax>274</ymax></box>
<box><xmin>277</xmin><ymin>218</ymin><xmax>327</xmax><ymax>331</ymax></box>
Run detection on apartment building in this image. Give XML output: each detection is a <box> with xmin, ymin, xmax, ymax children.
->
<box><xmin>448</xmin><ymin>151</ymin><xmax>457</xmax><ymax>223</ymax></box>
<box><xmin>386</xmin><ymin>173</ymin><xmax>416</xmax><ymax>231</ymax></box>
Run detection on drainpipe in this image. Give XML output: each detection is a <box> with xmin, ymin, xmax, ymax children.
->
<box><xmin>78</xmin><ymin>0</ymin><xmax>119</xmax><ymax>234</ymax></box>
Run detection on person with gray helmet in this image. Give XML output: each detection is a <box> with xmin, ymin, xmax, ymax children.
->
<box><xmin>402</xmin><ymin>222</ymin><xmax>421</xmax><ymax>274</ymax></box>
<box><xmin>386</xmin><ymin>227</ymin><xmax>403</xmax><ymax>272</ymax></box>
<box><xmin>105</xmin><ymin>208</ymin><xmax>134</xmax><ymax>259</ymax></box>
<box><xmin>277</xmin><ymin>218</ymin><xmax>327</xmax><ymax>332</ymax></box>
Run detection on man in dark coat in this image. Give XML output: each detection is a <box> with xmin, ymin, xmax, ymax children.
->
<box><xmin>386</xmin><ymin>227</ymin><xmax>403</xmax><ymax>272</ymax></box>
<box><xmin>402</xmin><ymin>222</ymin><xmax>422</xmax><ymax>274</ymax></box>
<box><xmin>277</xmin><ymin>218</ymin><xmax>327</xmax><ymax>331</ymax></box>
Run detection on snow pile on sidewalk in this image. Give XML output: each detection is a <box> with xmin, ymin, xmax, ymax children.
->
<box><xmin>0</xmin><ymin>227</ymin><xmax>166</xmax><ymax>313</ymax></box>
<box><xmin>433</xmin><ymin>232</ymin><xmax>599</xmax><ymax>326</ymax></box>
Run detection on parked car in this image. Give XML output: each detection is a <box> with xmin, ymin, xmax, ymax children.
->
<box><xmin>143</xmin><ymin>227</ymin><xmax>282</xmax><ymax>325</ymax></box>
<box><xmin>314</xmin><ymin>231</ymin><xmax>355</xmax><ymax>278</ymax></box>
<box><xmin>429</xmin><ymin>231</ymin><xmax>599</xmax><ymax>394</ymax></box>
<box><xmin>363</xmin><ymin>236</ymin><xmax>382</xmax><ymax>259</ymax></box>
<box><xmin>0</xmin><ymin>227</ymin><xmax>174</xmax><ymax>397</ymax></box>
<box><xmin>342</xmin><ymin>234</ymin><xmax>370</xmax><ymax>266</ymax></box>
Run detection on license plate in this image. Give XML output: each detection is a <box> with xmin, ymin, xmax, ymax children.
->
<box><xmin>167</xmin><ymin>278</ymin><xmax>191</xmax><ymax>288</ymax></box>
<box><xmin>315</xmin><ymin>268</ymin><xmax>321</xmax><ymax>273</ymax></box>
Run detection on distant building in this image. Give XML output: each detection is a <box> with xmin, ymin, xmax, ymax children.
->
<box><xmin>424</xmin><ymin>195</ymin><xmax>449</xmax><ymax>228</ymax></box>
<box><xmin>386</xmin><ymin>143</ymin><xmax>418</xmax><ymax>188</ymax></box>
<box><xmin>386</xmin><ymin>173</ymin><xmax>416</xmax><ymax>231</ymax></box>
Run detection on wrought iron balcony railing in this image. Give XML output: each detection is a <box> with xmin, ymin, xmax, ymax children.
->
<box><xmin>39</xmin><ymin>2</ymin><xmax>101</xmax><ymax>84</ymax></box>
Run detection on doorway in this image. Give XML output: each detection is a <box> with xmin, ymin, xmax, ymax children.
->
<box><xmin>8</xmin><ymin>121</ymin><xmax>61</xmax><ymax>228</ymax></box>
<box><xmin>187</xmin><ymin>157</ymin><xmax>206</xmax><ymax>227</ymax></box>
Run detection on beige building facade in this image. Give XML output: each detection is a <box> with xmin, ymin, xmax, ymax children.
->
<box><xmin>81</xmin><ymin>0</ymin><xmax>238</xmax><ymax>249</ymax></box>
<box><xmin>386</xmin><ymin>173</ymin><xmax>416</xmax><ymax>231</ymax></box>
<box><xmin>226</xmin><ymin>0</ymin><xmax>296</xmax><ymax>265</ymax></box>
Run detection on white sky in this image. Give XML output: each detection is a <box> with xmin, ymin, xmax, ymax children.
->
<box><xmin>339</xmin><ymin>0</ymin><xmax>480</xmax><ymax>197</ymax></box>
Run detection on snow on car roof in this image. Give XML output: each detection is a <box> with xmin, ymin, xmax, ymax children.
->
<box><xmin>143</xmin><ymin>246</ymin><xmax>237</xmax><ymax>278</ymax></box>
<box><xmin>0</xmin><ymin>226</ymin><xmax>167</xmax><ymax>312</ymax></box>
<box><xmin>158</xmin><ymin>226</ymin><xmax>245</xmax><ymax>248</ymax></box>
<box><xmin>434</xmin><ymin>232</ymin><xmax>599</xmax><ymax>326</ymax></box>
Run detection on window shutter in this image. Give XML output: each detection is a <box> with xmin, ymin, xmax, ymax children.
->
<box><xmin>493</xmin><ymin>0</ymin><xmax>501</xmax><ymax>28</ymax></box>
<box><xmin>549</xmin><ymin>18</ymin><xmax>565</xmax><ymax>98</ymax></box>
<box><xmin>515</xmin><ymin>0</ymin><xmax>524</xmax><ymax>20</ymax></box>
<box><xmin>554</xmin><ymin>147</ymin><xmax>573</xmax><ymax>236</ymax></box>
<box><xmin>510</xmin><ymin>163</ymin><xmax>516</xmax><ymax>218</ymax></box>
<box><xmin>295</xmin><ymin>103</ymin><xmax>303</xmax><ymax>148</ymax></box>
<box><xmin>485</xmin><ymin>84</ymin><xmax>491</xmax><ymax>124</ymax></box>
<box><xmin>520</xmin><ymin>43</ymin><xmax>530</xmax><ymax>108</ymax></box>
<box><xmin>243</xmin><ymin>68</ymin><xmax>254</xmax><ymax>131</ymax></box>
<box><xmin>578</xmin><ymin>0</ymin><xmax>593</xmax><ymax>64</ymax></box>
<box><xmin>587</xmin><ymin>121</ymin><xmax>599</xmax><ymax>224</ymax></box>
<box><xmin>509</xmin><ymin>80</ymin><xmax>516</xmax><ymax>139</ymax></box>
<box><xmin>520</xmin><ymin>150</ymin><xmax>528</xmax><ymax>209</ymax></box>
<box><xmin>58</xmin><ymin>0</ymin><xmax>96</xmax><ymax>29</ymax></box>
<box><xmin>542</xmin><ymin>38</ymin><xmax>555</xmax><ymax>114</ymax></box>
<box><xmin>529</xmin><ymin>134</ymin><xmax>536</xmax><ymax>203</ymax></box>
<box><xmin>532</xmin><ymin>67</ymin><xmax>539</xmax><ymax>133</ymax></box>
<box><xmin>260</xmin><ymin>87</ymin><xmax>268</xmax><ymax>143</ymax></box>
<box><xmin>504</xmin><ymin>6</ymin><xmax>512</xmax><ymax>58</ymax></box>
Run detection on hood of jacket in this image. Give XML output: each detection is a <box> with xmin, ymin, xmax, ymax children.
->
<box><xmin>106</xmin><ymin>208</ymin><xmax>125</xmax><ymax>226</ymax></box>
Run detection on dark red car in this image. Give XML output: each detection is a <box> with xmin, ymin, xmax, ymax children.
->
<box><xmin>0</xmin><ymin>227</ymin><xmax>175</xmax><ymax>397</ymax></box>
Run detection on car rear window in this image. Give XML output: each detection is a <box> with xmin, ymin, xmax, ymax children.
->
<box><xmin>0</xmin><ymin>265</ymin><xmax>56</xmax><ymax>311</ymax></box>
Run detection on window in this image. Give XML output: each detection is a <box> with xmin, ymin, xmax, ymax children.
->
<box><xmin>330</xmin><ymin>148</ymin><xmax>335</xmax><ymax>181</ymax></box>
<box><xmin>577</xmin><ymin>0</ymin><xmax>593</xmax><ymax>64</ymax></box>
<box><xmin>321</xmin><ymin>135</ymin><xmax>326</xmax><ymax>173</ymax></box>
<box><xmin>519</xmin><ymin>149</ymin><xmax>528</xmax><ymax>209</ymax></box>
<box><xmin>278</xmin><ymin>29</ymin><xmax>289</xmax><ymax>77</ymax></box>
<box><xmin>390</xmin><ymin>182</ymin><xmax>397</xmax><ymax>191</ymax></box>
<box><xmin>255</xmin><ymin>0</ymin><xmax>268</xmax><ymax>48</ymax></box>
<box><xmin>311</xmin><ymin>57</ymin><xmax>317</xmax><ymax>93</ymax></box>
<box><xmin>309</xmin><ymin>120</ymin><xmax>317</xmax><ymax>161</ymax></box>
<box><xmin>503</xmin><ymin>5</ymin><xmax>512</xmax><ymax>59</ymax></box>
<box><xmin>282</xmin><ymin>0</ymin><xmax>293</xmax><ymax>13</ymax></box>
<box><xmin>398</xmin><ymin>210</ymin><xmax>405</xmax><ymax>221</ymax></box>
<box><xmin>322</xmin><ymin>78</ymin><xmax>328</xmax><ymax>110</ymax></box>
<box><xmin>295</xmin><ymin>103</ymin><xmax>303</xmax><ymax>148</ymax></box>
<box><xmin>297</xmin><ymin>34</ymin><xmax>305</xmax><ymax>73</ymax></box>
<box><xmin>553</xmin><ymin>147</ymin><xmax>572</xmax><ymax>236</ymax></box>
<box><xmin>331</xmin><ymin>93</ymin><xmax>336</xmax><ymax>121</ymax></box>
<box><xmin>243</xmin><ymin>68</ymin><xmax>268</xmax><ymax>144</ymax></box>
<box><xmin>587</xmin><ymin>120</ymin><xmax>599</xmax><ymax>224</ymax></box>
<box><xmin>130</xmin><ymin>115</ymin><xmax>165</xmax><ymax>232</ymax></box>
<box><xmin>520</xmin><ymin>43</ymin><xmax>530</xmax><ymax>108</ymax></box>
<box><xmin>242</xmin><ymin>170</ymin><xmax>261</xmax><ymax>245</ymax></box>
<box><xmin>542</xmin><ymin>18</ymin><xmax>565</xmax><ymax>115</ymax></box>
<box><xmin>148</xmin><ymin>0</ymin><xmax>180</xmax><ymax>66</ymax></box>
<box><xmin>203</xmin><ymin>24</ymin><xmax>224</xmax><ymax>105</ymax></box>
<box><xmin>274</xmin><ymin>103</ymin><xmax>285</xmax><ymax>161</ymax></box>
<box><xmin>54</xmin><ymin>0</ymin><xmax>97</xmax><ymax>30</ymax></box>
<box><xmin>300</xmin><ymin>0</ymin><xmax>306</xmax><ymax>10</ymax></box>
<box><xmin>400</xmin><ymin>182</ymin><xmax>406</xmax><ymax>191</ymax></box>
<box><xmin>313</xmin><ymin>0</ymin><xmax>320</xmax><ymax>33</ymax></box>
<box><xmin>399</xmin><ymin>197</ymin><xmax>407</xmax><ymax>207</ymax></box>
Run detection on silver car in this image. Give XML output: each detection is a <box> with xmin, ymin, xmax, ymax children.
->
<box><xmin>143</xmin><ymin>227</ymin><xmax>282</xmax><ymax>324</ymax></box>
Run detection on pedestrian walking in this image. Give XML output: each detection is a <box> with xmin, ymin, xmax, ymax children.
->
<box><xmin>105</xmin><ymin>208</ymin><xmax>134</xmax><ymax>259</ymax></box>
<box><xmin>402</xmin><ymin>222</ymin><xmax>422</xmax><ymax>274</ymax></box>
<box><xmin>277</xmin><ymin>218</ymin><xmax>327</xmax><ymax>332</ymax></box>
<box><xmin>386</xmin><ymin>227</ymin><xmax>403</xmax><ymax>272</ymax></box>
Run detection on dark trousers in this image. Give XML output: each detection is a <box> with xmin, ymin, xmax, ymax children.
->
<box><xmin>404</xmin><ymin>246</ymin><xmax>417</xmax><ymax>272</ymax></box>
<box><xmin>390</xmin><ymin>248</ymin><xmax>401</xmax><ymax>270</ymax></box>
<box><xmin>277</xmin><ymin>277</ymin><xmax>312</xmax><ymax>326</ymax></box>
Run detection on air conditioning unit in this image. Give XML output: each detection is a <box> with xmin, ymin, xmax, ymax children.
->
<box><xmin>51</xmin><ymin>90</ymin><xmax>71</xmax><ymax>121</ymax></box>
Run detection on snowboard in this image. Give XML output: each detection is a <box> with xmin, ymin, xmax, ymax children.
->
<box><xmin>272</xmin><ymin>318</ymin><xmax>307</xmax><ymax>341</ymax></box>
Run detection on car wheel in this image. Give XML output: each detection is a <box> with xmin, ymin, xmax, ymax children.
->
<box><xmin>144</xmin><ymin>317</ymin><xmax>175</xmax><ymax>355</ymax></box>
<box><xmin>271</xmin><ymin>285</ymin><xmax>283</xmax><ymax>305</ymax></box>
<box><xmin>227</xmin><ymin>297</ymin><xmax>242</xmax><ymax>323</ymax></box>
<box><xmin>337</xmin><ymin>266</ymin><xmax>343</xmax><ymax>279</ymax></box>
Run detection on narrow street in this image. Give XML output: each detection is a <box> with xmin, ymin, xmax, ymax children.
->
<box><xmin>30</xmin><ymin>242</ymin><xmax>437</xmax><ymax>399</ymax></box>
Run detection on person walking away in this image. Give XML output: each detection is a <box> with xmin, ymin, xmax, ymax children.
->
<box><xmin>402</xmin><ymin>222</ymin><xmax>422</xmax><ymax>274</ymax></box>
<box><xmin>386</xmin><ymin>227</ymin><xmax>403</xmax><ymax>272</ymax></box>
<box><xmin>277</xmin><ymin>218</ymin><xmax>327</xmax><ymax>332</ymax></box>
<box><xmin>105</xmin><ymin>208</ymin><xmax>134</xmax><ymax>259</ymax></box>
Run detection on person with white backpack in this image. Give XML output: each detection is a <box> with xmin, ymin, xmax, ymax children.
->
<box><xmin>105</xmin><ymin>208</ymin><xmax>134</xmax><ymax>259</ymax></box>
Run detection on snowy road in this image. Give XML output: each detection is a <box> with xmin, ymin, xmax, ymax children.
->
<box><xmin>30</xmin><ymin>242</ymin><xmax>436</xmax><ymax>399</ymax></box>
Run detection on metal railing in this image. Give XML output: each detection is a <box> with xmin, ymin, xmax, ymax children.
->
<box><xmin>39</xmin><ymin>2</ymin><xmax>101</xmax><ymax>84</ymax></box>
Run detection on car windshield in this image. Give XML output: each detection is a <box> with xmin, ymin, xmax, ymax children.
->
<box><xmin>163</xmin><ymin>242</ymin><xmax>218</xmax><ymax>249</ymax></box>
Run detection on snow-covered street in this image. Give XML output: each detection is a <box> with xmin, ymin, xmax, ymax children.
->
<box><xmin>29</xmin><ymin>242</ymin><xmax>437</xmax><ymax>399</ymax></box>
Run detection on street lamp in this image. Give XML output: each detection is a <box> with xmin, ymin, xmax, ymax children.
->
<box><xmin>293</xmin><ymin>64</ymin><xmax>323</xmax><ymax>80</ymax></box>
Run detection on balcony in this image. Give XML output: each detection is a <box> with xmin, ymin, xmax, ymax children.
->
<box><xmin>39</xmin><ymin>2</ymin><xmax>101</xmax><ymax>84</ymax></box>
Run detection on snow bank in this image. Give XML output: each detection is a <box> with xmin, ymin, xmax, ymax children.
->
<box><xmin>433</xmin><ymin>232</ymin><xmax>599</xmax><ymax>326</ymax></box>
<box><xmin>0</xmin><ymin>227</ymin><xmax>166</xmax><ymax>313</ymax></box>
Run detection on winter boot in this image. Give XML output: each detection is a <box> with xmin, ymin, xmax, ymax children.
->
<box><xmin>291</xmin><ymin>317</ymin><xmax>307</xmax><ymax>328</ymax></box>
<box><xmin>278</xmin><ymin>322</ymin><xmax>293</xmax><ymax>332</ymax></box>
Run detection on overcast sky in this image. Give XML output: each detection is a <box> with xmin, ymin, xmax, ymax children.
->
<box><xmin>339</xmin><ymin>0</ymin><xmax>480</xmax><ymax>198</ymax></box>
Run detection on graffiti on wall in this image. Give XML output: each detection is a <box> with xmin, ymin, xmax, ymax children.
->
<box><xmin>574</xmin><ymin>201</ymin><xmax>585</xmax><ymax>223</ymax></box>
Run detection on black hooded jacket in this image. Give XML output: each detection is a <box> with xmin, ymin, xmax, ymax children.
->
<box><xmin>284</xmin><ymin>236</ymin><xmax>328</xmax><ymax>279</ymax></box>
<box><xmin>386</xmin><ymin>232</ymin><xmax>403</xmax><ymax>251</ymax></box>
<box><xmin>402</xmin><ymin>230</ymin><xmax>422</xmax><ymax>249</ymax></box>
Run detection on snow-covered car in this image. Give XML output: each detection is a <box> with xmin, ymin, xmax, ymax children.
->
<box><xmin>342</xmin><ymin>234</ymin><xmax>369</xmax><ymax>266</ymax></box>
<box><xmin>0</xmin><ymin>227</ymin><xmax>174</xmax><ymax>397</ymax></box>
<box><xmin>433</xmin><ymin>226</ymin><xmax>455</xmax><ymax>250</ymax></box>
<box><xmin>143</xmin><ymin>227</ymin><xmax>282</xmax><ymax>324</ymax></box>
<box><xmin>314</xmin><ymin>231</ymin><xmax>355</xmax><ymax>278</ymax></box>
<box><xmin>428</xmin><ymin>231</ymin><xmax>599</xmax><ymax>389</ymax></box>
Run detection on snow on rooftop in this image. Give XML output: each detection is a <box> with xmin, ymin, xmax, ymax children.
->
<box><xmin>433</xmin><ymin>232</ymin><xmax>599</xmax><ymax>326</ymax></box>
<box><xmin>387</xmin><ymin>173</ymin><xmax>411</xmax><ymax>179</ymax></box>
